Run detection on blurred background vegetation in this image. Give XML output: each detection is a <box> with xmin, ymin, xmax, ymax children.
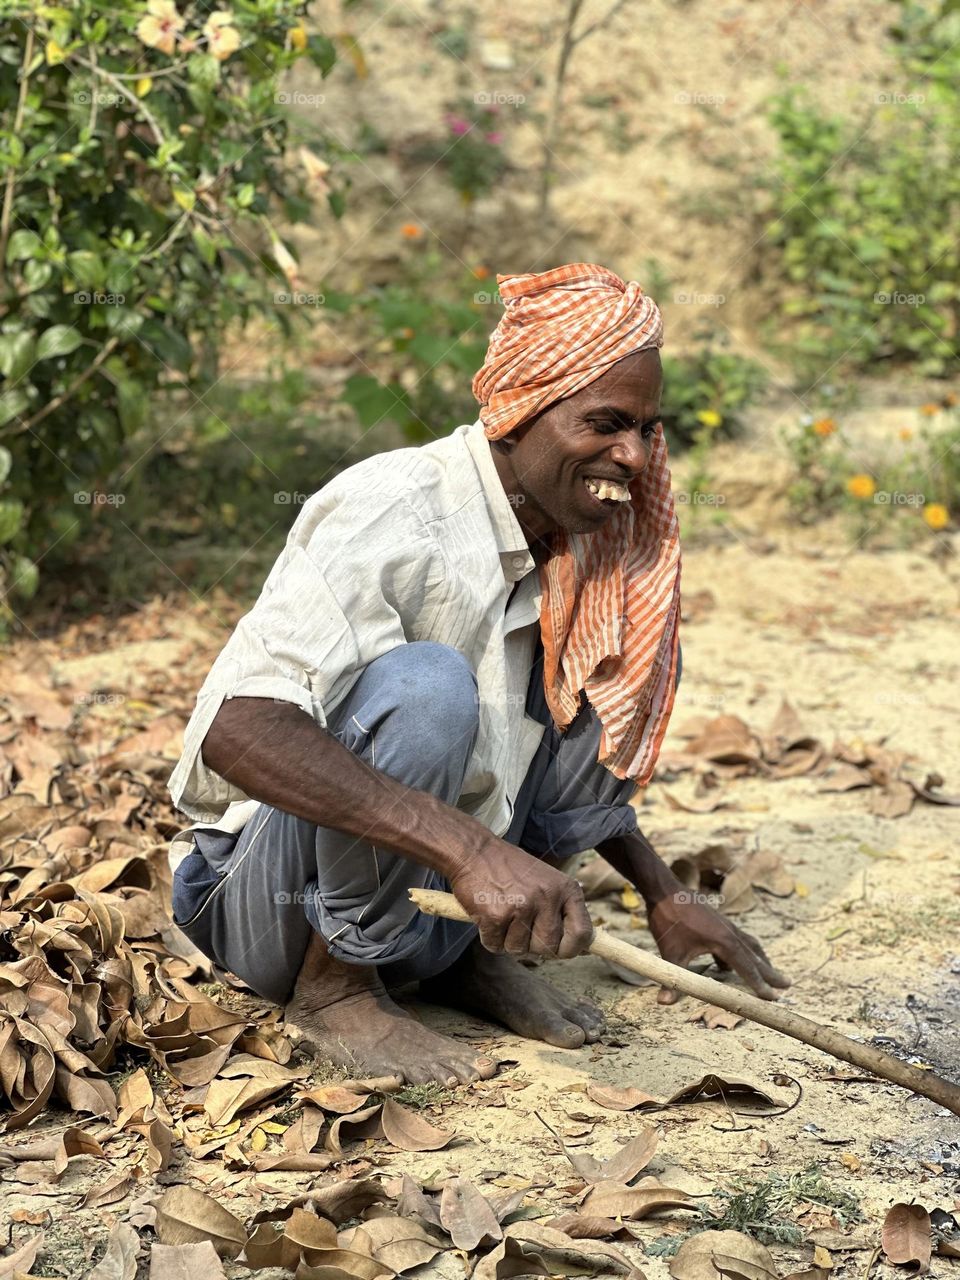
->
<box><xmin>0</xmin><ymin>0</ymin><xmax>957</xmax><ymax>631</ymax></box>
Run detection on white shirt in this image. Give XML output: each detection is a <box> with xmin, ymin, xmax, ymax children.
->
<box><xmin>166</xmin><ymin>419</ymin><xmax>548</xmax><ymax>866</ymax></box>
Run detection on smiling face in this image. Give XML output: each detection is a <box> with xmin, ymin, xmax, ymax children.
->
<box><xmin>489</xmin><ymin>348</ymin><xmax>663</xmax><ymax>545</ymax></box>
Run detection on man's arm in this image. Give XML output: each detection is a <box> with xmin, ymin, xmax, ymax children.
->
<box><xmin>596</xmin><ymin>829</ymin><xmax>791</xmax><ymax>1003</ymax></box>
<box><xmin>200</xmin><ymin>696</ymin><xmax>594</xmax><ymax>959</ymax></box>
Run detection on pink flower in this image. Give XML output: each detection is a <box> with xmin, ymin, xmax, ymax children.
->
<box><xmin>444</xmin><ymin>114</ymin><xmax>471</xmax><ymax>135</ymax></box>
<box><xmin>485</xmin><ymin>131</ymin><xmax>503</xmax><ymax>144</ymax></box>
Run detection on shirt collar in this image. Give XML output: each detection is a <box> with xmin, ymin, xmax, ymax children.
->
<box><xmin>463</xmin><ymin>419</ymin><xmax>536</xmax><ymax>583</ymax></box>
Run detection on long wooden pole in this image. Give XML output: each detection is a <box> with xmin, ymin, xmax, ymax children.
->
<box><xmin>409</xmin><ymin>888</ymin><xmax>960</xmax><ymax>1118</ymax></box>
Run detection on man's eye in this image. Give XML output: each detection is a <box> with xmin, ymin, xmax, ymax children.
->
<box><xmin>641</xmin><ymin>422</ymin><xmax>659</xmax><ymax>439</ymax></box>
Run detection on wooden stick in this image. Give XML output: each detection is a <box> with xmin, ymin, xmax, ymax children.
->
<box><xmin>409</xmin><ymin>888</ymin><xmax>960</xmax><ymax>1117</ymax></box>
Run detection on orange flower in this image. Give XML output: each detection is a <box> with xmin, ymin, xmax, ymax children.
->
<box><xmin>923</xmin><ymin>502</ymin><xmax>949</xmax><ymax>531</ymax></box>
<box><xmin>898</xmin><ymin>427</ymin><xmax>914</xmax><ymax>441</ymax></box>
<box><xmin>812</xmin><ymin>417</ymin><xmax>836</xmax><ymax>436</ymax></box>
<box><xmin>920</xmin><ymin>402</ymin><xmax>940</xmax><ymax>416</ymax></box>
<box><xmin>400</xmin><ymin>222</ymin><xmax>423</xmax><ymax>239</ymax></box>
<box><xmin>397</xmin><ymin>326</ymin><xmax>414</xmax><ymax>339</ymax></box>
<box><xmin>472</xmin><ymin>265</ymin><xmax>491</xmax><ymax>280</ymax></box>
<box><xmin>944</xmin><ymin>392</ymin><xmax>958</xmax><ymax>407</ymax></box>
<box><xmin>846</xmin><ymin>473</ymin><xmax>876</xmax><ymax>500</ymax></box>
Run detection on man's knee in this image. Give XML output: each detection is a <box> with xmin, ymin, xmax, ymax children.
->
<box><xmin>379</xmin><ymin>641</ymin><xmax>480</xmax><ymax>736</ymax></box>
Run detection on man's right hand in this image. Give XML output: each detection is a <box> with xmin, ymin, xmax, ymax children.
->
<box><xmin>448</xmin><ymin>843</ymin><xmax>594</xmax><ymax>960</ymax></box>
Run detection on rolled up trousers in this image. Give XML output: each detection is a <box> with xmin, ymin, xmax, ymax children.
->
<box><xmin>171</xmin><ymin>637</ymin><xmax>680</xmax><ymax>1005</ymax></box>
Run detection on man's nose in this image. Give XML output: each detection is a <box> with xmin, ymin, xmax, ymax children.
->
<box><xmin>609</xmin><ymin>432</ymin><xmax>649</xmax><ymax>477</ymax></box>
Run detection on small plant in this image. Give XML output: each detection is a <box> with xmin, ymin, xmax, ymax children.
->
<box><xmin>393</xmin><ymin>1081</ymin><xmax>451</xmax><ymax>1108</ymax></box>
<box><xmin>703</xmin><ymin>1165</ymin><xmax>862</xmax><ymax>1244</ymax></box>
<box><xmin>421</xmin><ymin>99</ymin><xmax>511</xmax><ymax>205</ymax></box>
<box><xmin>661</xmin><ymin>343</ymin><xmax>768</xmax><ymax>451</ymax></box>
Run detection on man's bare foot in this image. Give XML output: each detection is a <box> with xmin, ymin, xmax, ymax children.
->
<box><xmin>421</xmin><ymin>938</ymin><xmax>606</xmax><ymax>1048</ymax></box>
<box><xmin>284</xmin><ymin>932</ymin><xmax>496</xmax><ymax>1087</ymax></box>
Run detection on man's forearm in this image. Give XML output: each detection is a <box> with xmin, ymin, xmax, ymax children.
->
<box><xmin>595</xmin><ymin>829</ymin><xmax>685</xmax><ymax>907</ymax></box>
<box><xmin>200</xmin><ymin>697</ymin><xmax>491</xmax><ymax>882</ymax></box>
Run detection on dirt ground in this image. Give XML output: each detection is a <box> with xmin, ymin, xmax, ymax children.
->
<box><xmin>2</xmin><ymin>419</ymin><xmax>959</xmax><ymax>1278</ymax></box>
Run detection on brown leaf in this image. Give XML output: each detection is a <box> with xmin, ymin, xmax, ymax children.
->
<box><xmin>439</xmin><ymin>1177</ymin><xmax>502</xmax><ymax>1249</ymax></box>
<box><xmin>297</xmin><ymin>1085</ymin><xmax>372</xmax><ymax>1114</ymax></box>
<box><xmin>203</xmin><ymin>1056</ymin><xmax>304</xmax><ymax>1127</ymax></box>
<box><xmin>670</xmin><ymin>1230</ymin><xmax>777</xmax><ymax>1280</ymax></box>
<box><xmin>380</xmin><ymin>1097</ymin><xmax>453</xmax><ymax>1151</ymax></box>
<box><xmin>82</xmin><ymin>1170</ymin><xmax>136</xmax><ymax>1209</ymax></box>
<box><xmin>0</xmin><ymin>1231</ymin><xmax>44</xmax><ymax>1278</ymax></box>
<box><xmin>548</xmin><ymin>1213</ymin><xmax>641</xmax><ymax>1240</ymax></box>
<box><xmin>325</xmin><ymin>1102</ymin><xmax>384</xmax><ymax>1156</ymax></box>
<box><xmin>473</xmin><ymin>1221</ymin><xmax>640</xmax><ymax>1280</ymax></box>
<box><xmin>303</xmin><ymin>1177</ymin><xmax>391</xmax><ymax>1225</ymax></box>
<box><xmin>686</xmin><ymin>1005</ymin><xmax>745</xmax><ymax>1031</ymax></box>
<box><xmin>294</xmin><ymin>1247</ymin><xmax>392</xmax><ymax>1278</ymax></box>
<box><xmin>581</xmin><ymin>1180</ymin><xmax>696</xmax><ymax>1220</ymax></box>
<box><xmin>882</xmin><ymin>1204</ymin><xmax>931</xmax><ymax>1273</ymax></box>
<box><xmin>339</xmin><ymin>1214</ymin><xmax>445</xmax><ymax>1273</ymax></box>
<box><xmin>155</xmin><ymin>1185</ymin><xmax>247</xmax><ymax>1259</ymax></box>
<box><xmin>817</xmin><ymin>764</ymin><xmax>873</xmax><ymax>793</ymax></box>
<box><xmin>149</xmin><ymin>1241</ymin><xmax>227</xmax><ymax>1279</ymax></box>
<box><xmin>395</xmin><ymin>1174</ymin><xmax>443</xmax><ymax>1229</ymax></box>
<box><xmin>586</xmin><ymin>1084</ymin><xmax>661</xmax><ymax>1111</ymax></box>
<box><xmin>665</xmin><ymin>1074</ymin><xmax>776</xmax><ymax>1109</ymax></box>
<box><xmin>88</xmin><ymin>1224</ymin><xmax>139</xmax><ymax>1280</ymax></box>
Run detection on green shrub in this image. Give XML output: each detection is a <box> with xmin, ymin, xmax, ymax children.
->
<box><xmin>763</xmin><ymin>4</ymin><xmax>960</xmax><ymax>378</ymax></box>
<box><xmin>0</xmin><ymin>0</ymin><xmax>339</xmax><ymax>625</ymax></box>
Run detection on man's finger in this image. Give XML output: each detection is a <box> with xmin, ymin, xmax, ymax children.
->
<box><xmin>556</xmin><ymin>891</ymin><xmax>595</xmax><ymax>960</ymax></box>
<box><xmin>716</xmin><ymin>942</ymin><xmax>778</xmax><ymax>1000</ymax></box>
<box><xmin>742</xmin><ymin>933</ymin><xmax>792</xmax><ymax>988</ymax></box>
<box><xmin>657</xmin><ymin>984</ymin><xmax>680</xmax><ymax>1005</ymax></box>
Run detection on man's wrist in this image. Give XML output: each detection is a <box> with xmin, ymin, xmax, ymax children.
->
<box><xmin>595</xmin><ymin>829</ymin><xmax>684</xmax><ymax>908</ymax></box>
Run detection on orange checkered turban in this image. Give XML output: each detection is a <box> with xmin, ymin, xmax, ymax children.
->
<box><xmin>472</xmin><ymin>263</ymin><xmax>681</xmax><ymax>785</ymax></box>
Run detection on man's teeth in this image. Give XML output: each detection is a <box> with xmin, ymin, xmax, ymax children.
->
<box><xmin>585</xmin><ymin>477</ymin><xmax>631</xmax><ymax>502</ymax></box>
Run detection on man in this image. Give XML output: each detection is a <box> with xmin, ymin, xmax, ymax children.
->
<box><xmin>167</xmin><ymin>263</ymin><xmax>789</xmax><ymax>1088</ymax></box>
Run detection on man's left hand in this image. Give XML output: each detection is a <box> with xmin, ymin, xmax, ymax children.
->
<box><xmin>647</xmin><ymin>893</ymin><xmax>791</xmax><ymax>1005</ymax></box>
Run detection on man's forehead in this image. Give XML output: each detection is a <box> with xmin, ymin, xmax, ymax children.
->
<box><xmin>577</xmin><ymin>354</ymin><xmax>662</xmax><ymax>409</ymax></box>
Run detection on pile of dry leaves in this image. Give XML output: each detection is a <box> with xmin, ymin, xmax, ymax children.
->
<box><xmin>656</xmin><ymin>698</ymin><xmax>959</xmax><ymax>819</ymax></box>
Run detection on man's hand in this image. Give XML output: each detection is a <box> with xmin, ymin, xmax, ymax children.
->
<box><xmin>647</xmin><ymin>892</ymin><xmax>791</xmax><ymax>1004</ymax></box>
<box><xmin>449</xmin><ymin>842</ymin><xmax>594</xmax><ymax>960</ymax></box>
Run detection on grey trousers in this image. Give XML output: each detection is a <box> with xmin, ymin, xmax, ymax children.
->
<box><xmin>172</xmin><ymin>638</ymin><xmax>644</xmax><ymax>1005</ymax></box>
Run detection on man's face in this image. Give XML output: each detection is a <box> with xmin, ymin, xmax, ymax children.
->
<box><xmin>491</xmin><ymin>349</ymin><xmax>663</xmax><ymax>542</ymax></box>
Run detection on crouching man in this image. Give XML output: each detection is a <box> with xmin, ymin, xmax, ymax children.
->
<box><xmin>166</xmin><ymin>263</ymin><xmax>789</xmax><ymax>1087</ymax></box>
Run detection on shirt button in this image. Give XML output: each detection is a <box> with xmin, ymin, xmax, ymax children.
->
<box><xmin>511</xmin><ymin>555</ymin><xmax>527</xmax><ymax>570</ymax></box>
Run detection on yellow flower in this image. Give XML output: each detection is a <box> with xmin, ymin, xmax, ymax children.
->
<box><xmin>812</xmin><ymin>417</ymin><xmax>836</xmax><ymax>436</ymax></box>
<box><xmin>696</xmin><ymin>408</ymin><xmax>723</xmax><ymax>429</ymax></box>
<box><xmin>847</xmin><ymin>473</ymin><xmax>876</xmax><ymax>500</ymax></box>
<box><xmin>289</xmin><ymin>24</ymin><xmax>308</xmax><ymax>52</ymax></box>
<box><xmin>136</xmin><ymin>0</ymin><xmax>184</xmax><ymax>55</ymax></box>
<box><xmin>204</xmin><ymin>11</ymin><xmax>241</xmax><ymax>61</ymax></box>
<box><xmin>920</xmin><ymin>402</ymin><xmax>940</xmax><ymax>416</ymax></box>
<box><xmin>923</xmin><ymin>502</ymin><xmax>949</xmax><ymax>531</ymax></box>
<box><xmin>135</xmin><ymin>76</ymin><xmax>153</xmax><ymax>97</ymax></box>
<box><xmin>45</xmin><ymin>39</ymin><xmax>66</xmax><ymax>65</ymax></box>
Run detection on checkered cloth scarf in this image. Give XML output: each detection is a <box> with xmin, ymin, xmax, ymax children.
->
<box><xmin>472</xmin><ymin>262</ymin><xmax>681</xmax><ymax>784</ymax></box>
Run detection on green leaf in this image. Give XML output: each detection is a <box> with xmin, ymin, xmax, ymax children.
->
<box><xmin>6</xmin><ymin>229</ymin><xmax>42</xmax><ymax>262</ymax></box>
<box><xmin>308</xmin><ymin>34</ymin><xmax>337</xmax><ymax>75</ymax></box>
<box><xmin>0</xmin><ymin>332</ymin><xmax>37</xmax><ymax>383</ymax></box>
<box><xmin>341</xmin><ymin>374</ymin><xmax>409</xmax><ymax>428</ymax></box>
<box><xmin>0</xmin><ymin>445</ymin><xmax>11</xmax><ymax>485</ymax></box>
<box><xmin>0</xmin><ymin>499</ymin><xmax>24</xmax><ymax>545</ymax></box>
<box><xmin>10</xmin><ymin>555</ymin><xmax>38</xmax><ymax>599</ymax></box>
<box><xmin>36</xmin><ymin>324</ymin><xmax>83</xmax><ymax>360</ymax></box>
<box><xmin>0</xmin><ymin>389</ymin><xmax>30</xmax><ymax>428</ymax></box>
<box><xmin>192</xmin><ymin>225</ymin><xmax>218</xmax><ymax>266</ymax></box>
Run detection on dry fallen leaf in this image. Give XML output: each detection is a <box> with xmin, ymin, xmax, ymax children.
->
<box><xmin>154</xmin><ymin>1185</ymin><xmax>247</xmax><ymax>1259</ymax></box>
<box><xmin>581</xmin><ymin>1180</ymin><xmax>697</xmax><ymax>1220</ymax></box>
<box><xmin>686</xmin><ymin>1005</ymin><xmax>745</xmax><ymax>1031</ymax></box>
<box><xmin>149</xmin><ymin>1240</ymin><xmax>227</xmax><ymax>1279</ymax></box>
<box><xmin>339</xmin><ymin>1213</ymin><xmax>446</xmax><ymax>1273</ymax></box>
<box><xmin>439</xmin><ymin>1177</ymin><xmax>503</xmax><ymax>1250</ymax></box>
<box><xmin>473</xmin><ymin>1221</ymin><xmax>641</xmax><ymax>1280</ymax></box>
<box><xmin>882</xmin><ymin>1203</ymin><xmax>932</xmax><ymax>1274</ymax></box>
<box><xmin>586</xmin><ymin>1083</ymin><xmax>662</xmax><ymax>1111</ymax></box>
<box><xmin>87</xmin><ymin>1223</ymin><xmax>139</xmax><ymax>1280</ymax></box>
<box><xmin>670</xmin><ymin>1230</ymin><xmax>777</xmax><ymax>1280</ymax></box>
<box><xmin>380</xmin><ymin>1097</ymin><xmax>454</xmax><ymax>1151</ymax></box>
